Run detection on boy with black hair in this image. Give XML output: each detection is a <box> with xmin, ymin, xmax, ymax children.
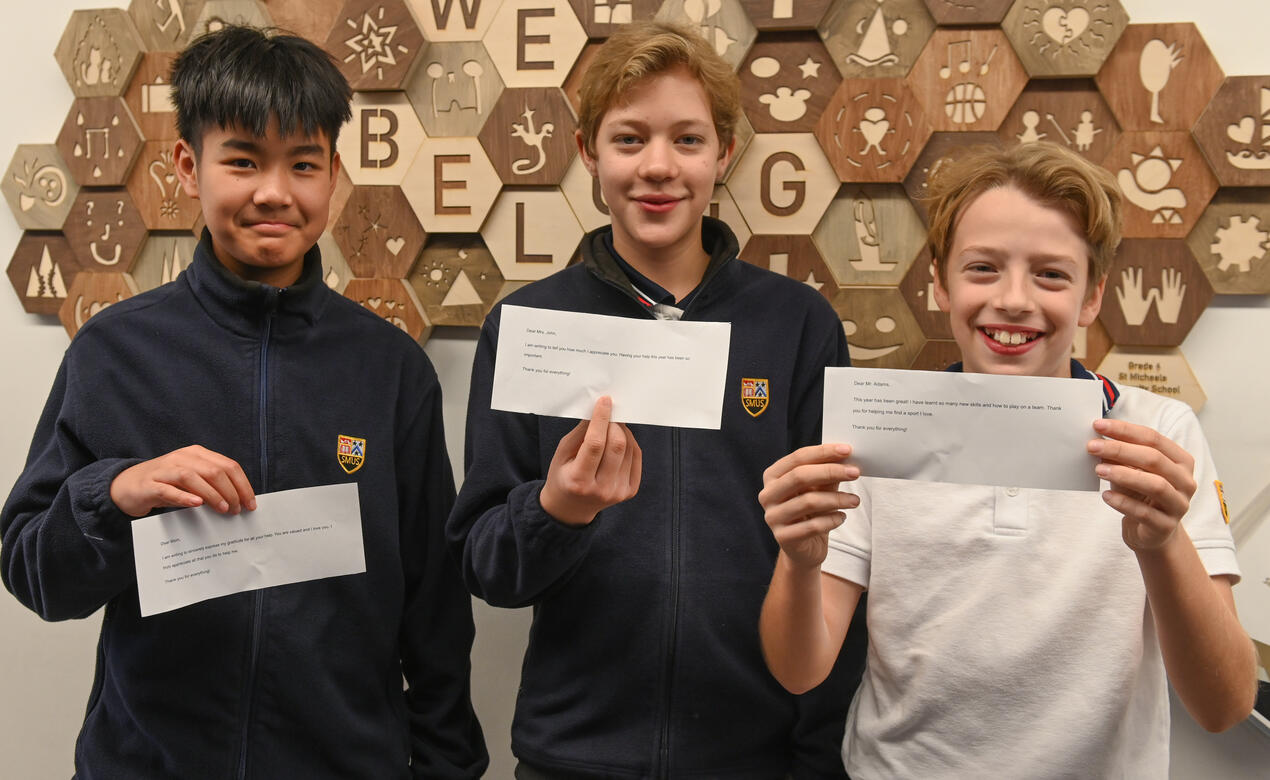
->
<box><xmin>759</xmin><ymin>142</ymin><xmax>1256</xmax><ymax>777</ymax></box>
<box><xmin>448</xmin><ymin>20</ymin><xmax>861</xmax><ymax>779</ymax></box>
<box><xmin>1</xmin><ymin>26</ymin><xmax>486</xmax><ymax>778</ymax></box>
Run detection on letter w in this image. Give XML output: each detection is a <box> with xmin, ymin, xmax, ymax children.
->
<box><xmin>431</xmin><ymin>0</ymin><xmax>482</xmax><ymax>28</ymax></box>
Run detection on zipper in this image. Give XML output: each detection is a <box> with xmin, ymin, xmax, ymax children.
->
<box><xmin>655</xmin><ymin>429</ymin><xmax>683</xmax><ymax>778</ymax></box>
<box><xmin>238</xmin><ymin>295</ymin><xmax>276</xmax><ymax>780</ymax></box>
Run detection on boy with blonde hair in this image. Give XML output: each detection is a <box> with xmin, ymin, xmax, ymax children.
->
<box><xmin>759</xmin><ymin>142</ymin><xmax>1256</xmax><ymax>777</ymax></box>
<box><xmin>449</xmin><ymin>20</ymin><xmax>861</xmax><ymax>779</ymax></box>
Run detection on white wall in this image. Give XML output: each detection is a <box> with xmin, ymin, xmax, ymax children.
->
<box><xmin>0</xmin><ymin>2</ymin><xmax>1265</xmax><ymax>778</ymax></box>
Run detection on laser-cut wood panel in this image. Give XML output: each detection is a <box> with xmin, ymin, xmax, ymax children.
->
<box><xmin>58</xmin><ymin>271</ymin><xmax>139</xmax><ymax>338</ymax></box>
<box><xmin>6</xmin><ymin>232</ymin><xmax>82</xmax><ymax>316</ymax></box>
<box><xmin>2</xmin><ymin>145</ymin><xmax>79</xmax><ymax>232</ymax></box>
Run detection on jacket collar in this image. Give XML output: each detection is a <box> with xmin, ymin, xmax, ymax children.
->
<box><xmin>580</xmin><ymin>216</ymin><xmax>740</xmax><ymax>313</ymax></box>
<box><xmin>183</xmin><ymin>229</ymin><xmax>329</xmax><ymax>337</ymax></box>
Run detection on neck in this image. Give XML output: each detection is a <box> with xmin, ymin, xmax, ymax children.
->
<box><xmin>611</xmin><ymin>232</ymin><xmax>709</xmax><ymax>302</ymax></box>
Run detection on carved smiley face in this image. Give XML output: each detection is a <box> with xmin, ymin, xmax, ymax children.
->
<box><xmin>833</xmin><ymin>287</ymin><xmax>925</xmax><ymax>368</ymax></box>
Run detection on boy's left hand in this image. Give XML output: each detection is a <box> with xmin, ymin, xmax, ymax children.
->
<box><xmin>1088</xmin><ymin>418</ymin><xmax>1197</xmax><ymax>551</ymax></box>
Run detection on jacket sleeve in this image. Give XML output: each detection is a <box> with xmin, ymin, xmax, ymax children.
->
<box><xmin>445</xmin><ymin>311</ymin><xmax>599</xmax><ymax>609</ymax></box>
<box><xmin>1</xmin><ymin>356</ymin><xmax>143</xmax><ymax>621</ymax></box>
<box><xmin>790</xmin><ymin>301</ymin><xmax>861</xmax><ymax>779</ymax></box>
<box><xmin>396</xmin><ymin>358</ymin><xmax>489</xmax><ymax>779</ymax></box>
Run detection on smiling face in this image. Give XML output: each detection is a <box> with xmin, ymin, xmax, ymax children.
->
<box><xmin>933</xmin><ymin>186</ymin><xmax>1105</xmax><ymax>379</ymax></box>
<box><xmin>175</xmin><ymin>121</ymin><xmax>339</xmax><ymax>287</ymax></box>
<box><xmin>577</xmin><ymin>66</ymin><xmax>733</xmax><ymax>279</ymax></box>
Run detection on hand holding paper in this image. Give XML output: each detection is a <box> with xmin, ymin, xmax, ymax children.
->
<box><xmin>1088</xmin><ymin>417</ymin><xmax>1197</xmax><ymax>551</ymax></box>
<box><xmin>540</xmin><ymin>396</ymin><xmax>643</xmax><ymax>527</ymax></box>
<box><xmin>112</xmin><ymin>445</ymin><xmax>256</xmax><ymax>517</ymax></box>
<box><xmin>759</xmin><ymin>443</ymin><xmax>859</xmax><ymax>570</ymax></box>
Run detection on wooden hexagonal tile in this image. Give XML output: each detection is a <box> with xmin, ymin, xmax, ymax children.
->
<box><xmin>1072</xmin><ymin>317</ymin><xmax>1112</xmax><ymax>372</ymax></box>
<box><xmin>740</xmin><ymin>0</ymin><xmax>833</xmax><ymax>32</ymax></box>
<box><xmin>317</xmin><ymin>232</ymin><xmax>355</xmax><ymax>293</ymax></box>
<box><xmin>59</xmin><ymin>272</ymin><xmax>139</xmax><ymax>338</ymax></box>
<box><xmin>485</xmin><ymin>0</ymin><xmax>589</xmax><ymax>88</ymax></box>
<box><xmin>909</xmin><ymin>338</ymin><xmax>960</xmax><ymax>371</ymax></box>
<box><xmin>127</xmin><ymin>141</ymin><xmax>200</xmax><ymax>232</ymax></box>
<box><xmin>921</xmin><ymin>0</ymin><xmax>1012</xmax><ymax>26</ymax></box>
<box><xmin>902</xmin><ymin>131</ymin><xmax>1001</xmax><ymax>222</ymax></box>
<box><xmin>408</xmin><ymin>233</ymin><xmax>505</xmax><ymax>326</ymax></box>
<box><xmin>2</xmin><ymin>145</ymin><xmax>79</xmax><ymax>231</ymax></box>
<box><xmin>55</xmin><ymin>9</ymin><xmax>145</xmax><ymax>99</ymax></box>
<box><xmin>190</xmin><ymin>0</ymin><xmax>272</xmax><ymax>37</ymax></box>
<box><xmin>1095</xmin><ymin>23</ymin><xmax>1223</xmax><ymax>134</ymax></box>
<box><xmin>813</xmin><ymin>183</ymin><xmax>924</xmax><ymax>286</ymax></box>
<box><xmin>1001</xmin><ymin>0</ymin><xmax>1128</xmax><ymax>79</ymax></box>
<box><xmin>831</xmin><ymin>285</ymin><xmax>925</xmax><ymax>369</ymax></box>
<box><xmin>262</xmin><ymin>0</ymin><xmax>344</xmax><ymax>44</ymax></box>
<box><xmin>656</xmin><ymin>0</ymin><xmax>757</xmax><ymax>70</ymax></box>
<box><xmin>1104</xmin><ymin>131</ymin><xmax>1218</xmax><ymax>239</ymax></box>
<box><xmin>568</xmin><ymin>0</ymin><xmax>661</xmax><ymax>38</ymax></box>
<box><xmin>739</xmin><ymin>234</ymin><xmax>839</xmax><ymax>300</ymax></box>
<box><xmin>1193</xmin><ymin>77</ymin><xmax>1270</xmax><ymax>188</ymax></box>
<box><xmin>728</xmin><ymin>133</ymin><xmax>840</xmax><ymax>234</ymax></box>
<box><xmin>478</xmin><ymin>87</ymin><xmax>577</xmax><ymax>186</ymax></box>
<box><xmin>128</xmin><ymin>0</ymin><xmax>206</xmax><ymax>52</ymax></box>
<box><xmin>897</xmin><ymin>246</ymin><xmax>949</xmax><ymax>339</ymax></box>
<box><xmin>63</xmin><ymin>189</ymin><xmax>148</xmax><ymax>274</ymax></box>
<box><xmin>6</xmin><ymin>232</ymin><xmax>82</xmax><ymax>316</ymax></box>
<box><xmin>331</xmin><ymin>185</ymin><xmax>427</xmax><ymax>278</ymax></box>
<box><xmin>324</xmin><ymin>0</ymin><xmax>424</xmax><ymax>91</ymax></box>
<box><xmin>818</xmin><ymin>0</ymin><xmax>934</xmax><ymax>80</ymax></box>
<box><xmin>407</xmin><ymin>41</ymin><xmax>505</xmax><ymax>138</ymax></box>
<box><xmin>815</xmin><ymin>77</ymin><xmax>931</xmax><ymax>183</ymax></box>
<box><xmin>130</xmin><ymin>232</ymin><xmax>198</xmax><ymax>292</ymax></box>
<box><xmin>997</xmin><ymin>79</ymin><xmax>1119</xmax><ymax>164</ymax></box>
<box><xmin>342</xmin><ymin>277</ymin><xmax>431</xmax><ymax>342</ymax></box>
<box><xmin>560</xmin><ymin>152</ymin><xmax>610</xmax><ymax>232</ymax></box>
<box><xmin>1097</xmin><ymin>346</ymin><xmax>1205</xmax><ymax>412</ymax></box>
<box><xmin>907</xmin><ymin>27</ymin><xmax>1027</xmax><ymax>133</ymax></box>
<box><xmin>1186</xmin><ymin>188</ymin><xmax>1270</xmax><ymax>295</ymax></box>
<box><xmin>1098</xmin><ymin>238</ymin><xmax>1213</xmax><ymax>348</ymax></box>
<box><xmin>401</xmin><ymin>136</ymin><xmax>503</xmax><ymax>233</ymax></box>
<box><xmin>707</xmin><ymin>184</ymin><xmax>752</xmax><ymax>249</ymax></box>
<box><xmin>123</xmin><ymin>52</ymin><xmax>179</xmax><ymax>142</ymax></box>
<box><xmin>408</xmin><ymin>0</ymin><xmax>501</xmax><ymax>41</ymax></box>
<box><xmin>335</xmin><ymin>92</ymin><xmax>427</xmax><ymax>186</ymax></box>
<box><xmin>562</xmin><ymin>40</ymin><xmax>601</xmax><ymax>118</ymax></box>
<box><xmin>740</xmin><ymin>32</ymin><xmax>840</xmax><ymax>134</ymax></box>
<box><xmin>56</xmin><ymin>98</ymin><xmax>144</xmax><ymax>187</ymax></box>
<box><xmin>482</xmin><ymin>187</ymin><xmax>583</xmax><ymax>281</ymax></box>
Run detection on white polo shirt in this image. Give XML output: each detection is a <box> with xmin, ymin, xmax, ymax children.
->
<box><xmin>823</xmin><ymin>385</ymin><xmax>1240</xmax><ymax>779</ymax></box>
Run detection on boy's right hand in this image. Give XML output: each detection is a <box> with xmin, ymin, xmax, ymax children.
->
<box><xmin>759</xmin><ymin>443</ymin><xmax>859</xmax><ymax>569</ymax></box>
<box><xmin>539</xmin><ymin>396</ymin><xmax>642</xmax><ymax>527</ymax></box>
<box><xmin>110</xmin><ymin>445</ymin><xmax>257</xmax><ymax>517</ymax></box>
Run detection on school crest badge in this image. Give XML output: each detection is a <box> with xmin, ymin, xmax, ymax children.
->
<box><xmin>337</xmin><ymin>435</ymin><xmax>366</xmax><ymax>474</ymax></box>
<box><xmin>741</xmin><ymin>378</ymin><xmax>769</xmax><ymax>417</ymax></box>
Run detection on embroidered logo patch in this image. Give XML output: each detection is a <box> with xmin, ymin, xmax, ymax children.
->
<box><xmin>741</xmin><ymin>378</ymin><xmax>769</xmax><ymax>417</ymax></box>
<box><xmin>1214</xmin><ymin>480</ymin><xmax>1230</xmax><ymax>524</ymax></box>
<box><xmin>337</xmin><ymin>435</ymin><xmax>366</xmax><ymax>474</ymax></box>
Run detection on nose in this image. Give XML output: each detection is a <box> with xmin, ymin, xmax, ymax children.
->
<box><xmin>993</xmin><ymin>268</ymin><xmax>1034</xmax><ymax>315</ymax></box>
<box><xmin>253</xmin><ymin>165</ymin><xmax>293</xmax><ymax>208</ymax></box>
<box><xmin>638</xmin><ymin>138</ymin><xmax>677</xmax><ymax>181</ymax></box>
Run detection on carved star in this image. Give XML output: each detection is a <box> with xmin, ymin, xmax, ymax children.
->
<box><xmin>344</xmin><ymin>12</ymin><xmax>400</xmax><ymax>74</ymax></box>
<box><xmin>803</xmin><ymin>271</ymin><xmax>823</xmax><ymax>291</ymax></box>
<box><xmin>798</xmin><ymin>57</ymin><xmax>821</xmax><ymax>79</ymax></box>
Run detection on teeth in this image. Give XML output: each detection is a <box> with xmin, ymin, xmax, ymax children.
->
<box><xmin>987</xmin><ymin>329</ymin><xmax>1036</xmax><ymax>346</ymax></box>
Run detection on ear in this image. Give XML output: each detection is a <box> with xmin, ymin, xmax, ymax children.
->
<box><xmin>329</xmin><ymin>151</ymin><xmax>342</xmax><ymax>196</ymax></box>
<box><xmin>1079</xmin><ymin>274</ymin><xmax>1106</xmax><ymax>327</ymax></box>
<box><xmin>575</xmin><ymin>129</ymin><xmax>597</xmax><ymax>177</ymax></box>
<box><xmin>173</xmin><ymin>138</ymin><xmax>200</xmax><ymax>199</ymax></box>
<box><xmin>715</xmin><ymin>134</ymin><xmax>736</xmax><ymax>183</ymax></box>
<box><xmin>931</xmin><ymin>259</ymin><xmax>951</xmax><ymax>313</ymax></box>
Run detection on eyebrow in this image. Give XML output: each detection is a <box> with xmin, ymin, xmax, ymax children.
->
<box><xmin>218</xmin><ymin>138</ymin><xmax>328</xmax><ymax>157</ymax></box>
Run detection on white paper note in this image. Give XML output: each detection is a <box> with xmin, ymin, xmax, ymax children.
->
<box><xmin>491</xmin><ymin>305</ymin><xmax>732</xmax><ymax>429</ymax></box>
<box><xmin>132</xmin><ymin>483</ymin><xmax>365</xmax><ymax>617</ymax></box>
<box><xmin>824</xmin><ymin>367</ymin><xmax>1103</xmax><ymax>492</ymax></box>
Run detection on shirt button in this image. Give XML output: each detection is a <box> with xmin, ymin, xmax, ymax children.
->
<box><xmin>1005</xmin><ymin>487</ymin><xmax>1020</xmax><ymax>497</ymax></box>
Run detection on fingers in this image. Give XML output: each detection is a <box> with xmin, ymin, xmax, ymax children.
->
<box><xmin>111</xmin><ymin>446</ymin><xmax>257</xmax><ymax>517</ymax></box>
<box><xmin>1089</xmin><ymin>419</ymin><xmax>1196</xmax><ymax>500</ymax></box>
<box><xmin>762</xmin><ymin>442</ymin><xmax>854</xmax><ymax>486</ymax></box>
<box><xmin>573</xmin><ymin>396</ymin><xmax>615</xmax><ymax>479</ymax></box>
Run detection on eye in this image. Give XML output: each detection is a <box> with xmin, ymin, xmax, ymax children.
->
<box><xmin>1038</xmin><ymin>268</ymin><xmax>1070</xmax><ymax>281</ymax></box>
<box><xmin>227</xmin><ymin>158</ymin><xmax>254</xmax><ymax>169</ymax></box>
<box><xmin>965</xmin><ymin>261</ymin><xmax>995</xmax><ymax>275</ymax></box>
<box><xmin>614</xmin><ymin>135</ymin><xmax>642</xmax><ymax>146</ymax></box>
<box><xmin>678</xmin><ymin>135</ymin><xmax>705</xmax><ymax>146</ymax></box>
<box><xmin>293</xmin><ymin>161</ymin><xmax>318</xmax><ymax>172</ymax></box>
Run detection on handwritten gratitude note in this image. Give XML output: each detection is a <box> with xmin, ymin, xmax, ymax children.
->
<box><xmin>491</xmin><ymin>305</ymin><xmax>731</xmax><ymax>429</ymax></box>
<box><xmin>824</xmin><ymin>367</ymin><xmax>1103</xmax><ymax>491</ymax></box>
<box><xmin>132</xmin><ymin>483</ymin><xmax>365</xmax><ymax>617</ymax></box>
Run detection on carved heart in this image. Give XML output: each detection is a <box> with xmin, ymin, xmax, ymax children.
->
<box><xmin>1041</xmin><ymin>7</ymin><xmax>1090</xmax><ymax>44</ymax></box>
<box><xmin>385</xmin><ymin>300</ymin><xmax>398</xmax><ymax>309</ymax></box>
<box><xmin>366</xmin><ymin>296</ymin><xmax>382</xmax><ymax>308</ymax></box>
<box><xmin>386</xmin><ymin>236</ymin><xmax>405</xmax><ymax>255</ymax></box>
<box><xmin>1227</xmin><ymin>115</ymin><xmax>1256</xmax><ymax>144</ymax></box>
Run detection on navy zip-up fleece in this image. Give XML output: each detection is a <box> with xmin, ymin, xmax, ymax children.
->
<box><xmin>448</xmin><ymin>218</ymin><xmax>865</xmax><ymax>779</ymax></box>
<box><xmin>1</xmin><ymin>232</ymin><xmax>487</xmax><ymax>779</ymax></box>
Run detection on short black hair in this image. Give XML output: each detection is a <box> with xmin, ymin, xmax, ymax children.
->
<box><xmin>171</xmin><ymin>25</ymin><xmax>352</xmax><ymax>157</ymax></box>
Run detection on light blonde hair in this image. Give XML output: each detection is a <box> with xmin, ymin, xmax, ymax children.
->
<box><xmin>575</xmin><ymin>21</ymin><xmax>740</xmax><ymax>158</ymax></box>
<box><xmin>925</xmin><ymin>142</ymin><xmax>1122</xmax><ymax>287</ymax></box>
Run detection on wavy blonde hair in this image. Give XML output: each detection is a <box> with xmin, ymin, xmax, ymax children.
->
<box><xmin>925</xmin><ymin>142</ymin><xmax>1122</xmax><ymax>289</ymax></box>
<box><xmin>575</xmin><ymin>21</ymin><xmax>740</xmax><ymax>158</ymax></box>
